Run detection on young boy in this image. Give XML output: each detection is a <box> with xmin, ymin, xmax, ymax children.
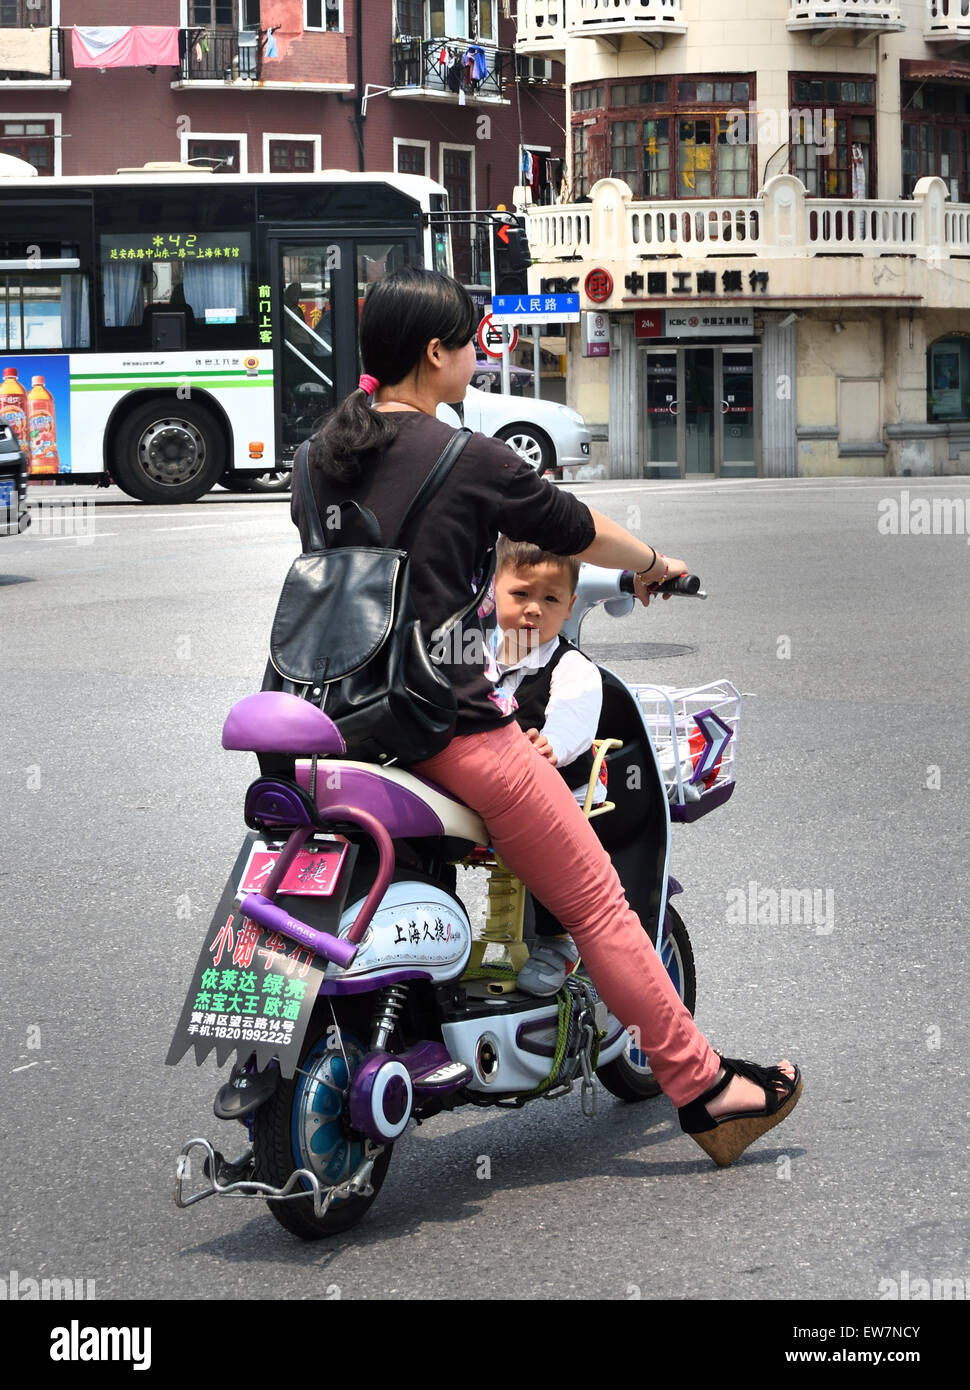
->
<box><xmin>492</xmin><ymin>536</ymin><xmax>606</xmax><ymax>996</ymax></box>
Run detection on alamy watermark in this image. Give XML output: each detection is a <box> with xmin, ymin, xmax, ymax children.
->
<box><xmin>877</xmin><ymin>490</ymin><xmax>970</xmax><ymax>539</ymax></box>
<box><xmin>726</xmin><ymin>879</ymin><xmax>834</xmax><ymax>935</ymax></box>
<box><xmin>726</xmin><ymin>104</ymin><xmax>835</xmax><ymax>157</ymax></box>
<box><xmin>5</xmin><ymin>496</ymin><xmax>97</xmax><ymax>545</ymax></box>
<box><xmin>0</xmin><ymin>1268</ymin><xmax>95</xmax><ymax>1300</ymax></box>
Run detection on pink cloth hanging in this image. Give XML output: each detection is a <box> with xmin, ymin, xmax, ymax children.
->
<box><xmin>72</xmin><ymin>27</ymin><xmax>180</xmax><ymax>69</ymax></box>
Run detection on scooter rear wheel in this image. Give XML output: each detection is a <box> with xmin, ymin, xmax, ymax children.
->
<box><xmin>252</xmin><ymin>1006</ymin><xmax>394</xmax><ymax>1239</ymax></box>
<box><xmin>593</xmin><ymin>905</ymin><xmax>697</xmax><ymax>1102</ymax></box>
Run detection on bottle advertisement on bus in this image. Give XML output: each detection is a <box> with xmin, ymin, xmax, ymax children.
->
<box><xmin>0</xmin><ymin>354</ymin><xmax>71</xmax><ymax>475</ymax></box>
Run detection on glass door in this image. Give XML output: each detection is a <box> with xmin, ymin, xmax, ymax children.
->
<box><xmin>720</xmin><ymin>348</ymin><xmax>758</xmax><ymax>477</ymax></box>
<box><xmin>684</xmin><ymin>347</ymin><xmax>715</xmax><ymax>475</ymax></box>
<box><xmin>645</xmin><ymin>350</ymin><xmax>679</xmax><ymax>479</ymax></box>
<box><xmin>274</xmin><ymin>240</ymin><xmax>339</xmax><ymax>458</ymax></box>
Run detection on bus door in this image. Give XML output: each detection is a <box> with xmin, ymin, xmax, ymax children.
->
<box><xmin>268</xmin><ymin>232</ymin><xmax>417</xmax><ymax>461</ymax></box>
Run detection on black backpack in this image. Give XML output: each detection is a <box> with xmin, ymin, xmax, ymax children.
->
<box><xmin>268</xmin><ymin>429</ymin><xmax>490</xmax><ymax>765</ymax></box>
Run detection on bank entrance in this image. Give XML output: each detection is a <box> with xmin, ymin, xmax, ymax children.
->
<box><xmin>644</xmin><ymin>345</ymin><xmax>760</xmax><ymax>478</ymax></box>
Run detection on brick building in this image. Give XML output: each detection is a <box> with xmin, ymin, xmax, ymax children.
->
<box><xmin>0</xmin><ymin>1</ymin><xmax>566</xmax><ymax>282</ymax></box>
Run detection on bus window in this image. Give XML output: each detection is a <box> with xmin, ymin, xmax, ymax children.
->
<box><xmin>279</xmin><ymin>245</ymin><xmax>337</xmax><ymax>450</ymax></box>
<box><xmin>100</xmin><ymin>231</ymin><xmax>253</xmax><ymax>333</ymax></box>
<box><xmin>0</xmin><ymin>255</ymin><xmax>91</xmax><ymax>351</ymax></box>
<box><xmin>355</xmin><ymin>241</ymin><xmax>412</xmax><ymax>319</ymax></box>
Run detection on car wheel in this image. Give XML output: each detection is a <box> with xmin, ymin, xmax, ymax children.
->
<box><xmin>495</xmin><ymin>423</ymin><xmax>554</xmax><ymax>477</ymax></box>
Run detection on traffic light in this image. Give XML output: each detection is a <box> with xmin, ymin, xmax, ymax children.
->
<box><xmin>491</xmin><ymin>212</ymin><xmax>532</xmax><ymax>296</ymax></box>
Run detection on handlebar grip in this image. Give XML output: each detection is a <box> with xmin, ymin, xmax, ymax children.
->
<box><xmin>656</xmin><ymin>574</ymin><xmax>701</xmax><ymax>596</ymax></box>
<box><xmin>620</xmin><ymin>570</ymin><xmax>702</xmax><ymax>595</ymax></box>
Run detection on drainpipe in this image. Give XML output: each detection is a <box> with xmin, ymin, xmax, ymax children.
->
<box><xmin>354</xmin><ymin>0</ymin><xmax>365</xmax><ymax>171</ymax></box>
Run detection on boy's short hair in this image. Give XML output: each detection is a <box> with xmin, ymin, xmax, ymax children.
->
<box><xmin>496</xmin><ymin>535</ymin><xmax>580</xmax><ymax>593</ymax></box>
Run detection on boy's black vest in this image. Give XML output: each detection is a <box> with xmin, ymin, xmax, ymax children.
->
<box><xmin>510</xmin><ymin>636</ymin><xmax>596</xmax><ymax>792</ymax></box>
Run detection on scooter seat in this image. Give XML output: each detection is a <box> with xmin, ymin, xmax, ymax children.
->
<box><xmin>222</xmin><ymin>691</ymin><xmax>346</xmax><ymax>756</ymax></box>
<box><xmin>295</xmin><ymin>758</ymin><xmax>489</xmax><ymax>846</ymax></box>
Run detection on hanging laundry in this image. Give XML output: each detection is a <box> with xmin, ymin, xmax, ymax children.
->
<box><xmin>446</xmin><ymin>58</ymin><xmax>463</xmax><ymax>93</ymax></box>
<box><xmin>72</xmin><ymin>27</ymin><xmax>180</xmax><ymax>68</ymax></box>
<box><xmin>264</xmin><ymin>31</ymin><xmax>279</xmax><ymax>60</ymax></box>
<box><xmin>0</xmin><ymin>28</ymin><xmax>53</xmax><ymax>77</ymax></box>
<box><xmin>439</xmin><ymin>46</ymin><xmax>448</xmax><ymax>64</ymax></box>
<box><xmin>463</xmin><ymin>45</ymin><xmax>488</xmax><ymax>83</ymax></box>
<box><xmin>521</xmin><ymin>150</ymin><xmax>535</xmax><ymax>182</ymax></box>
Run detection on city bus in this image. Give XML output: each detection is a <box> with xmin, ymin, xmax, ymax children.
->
<box><xmin>0</xmin><ymin>165</ymin><xmax>452</xmax><ymax>502</ymax></box>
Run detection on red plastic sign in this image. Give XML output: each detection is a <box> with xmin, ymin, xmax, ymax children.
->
<box><xmin>585</xmin><ymin>268</ymin><xmax>613</xmax><ymax>303</ymax></box>
<box><xmin>478</xmin><ymin>313</ymin><xmax>519</xmax><ymax>359</ymax></box>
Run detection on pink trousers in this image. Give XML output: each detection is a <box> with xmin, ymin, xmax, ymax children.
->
<box><xmin>413</xmin><ymin>721</ymin><xmax>720</xmax><ymax>1108</ymax></box>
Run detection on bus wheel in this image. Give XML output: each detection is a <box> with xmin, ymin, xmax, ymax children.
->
<box><xmin>114</xmin><ymin>400</ymin><xmax>225</xmax><ymax>503</ymax></box>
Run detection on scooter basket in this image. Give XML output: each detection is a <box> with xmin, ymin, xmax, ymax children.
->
<box><xmin>631</xmin><ymin>680</ymin><xmax>741</xmax><ymax>817</ymax></box>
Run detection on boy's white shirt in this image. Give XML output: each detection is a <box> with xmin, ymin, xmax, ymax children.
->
<box><xmin>494</xmin><ymin>630</ymin><xmax>605</xmax><ymax>802</ymax></box>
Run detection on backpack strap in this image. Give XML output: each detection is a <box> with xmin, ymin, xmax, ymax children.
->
<box><xmin>295</xmin><ymin>439</ymin><xmax>382</xmax><ymax>550</ymax></box>
<box><xmin>390</xmin><ymin>427</ymin><xmax>473</xmax><ymax>547</ymax></box>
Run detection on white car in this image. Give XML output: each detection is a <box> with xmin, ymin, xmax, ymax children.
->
<box><xmin>438</xmin><ymin>385</ymin><xmax>591</xmax><ymax>477</ymax></box>
<box><xmin>228</xmin><ymin>385</ymin><xmax>590</xmax><ymax>492</ymax></box>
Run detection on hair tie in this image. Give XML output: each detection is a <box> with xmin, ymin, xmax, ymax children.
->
<box><xmin>358</xmin><ymin>373</ymin><xmax>380</xmax><ymax>395</ymax></box>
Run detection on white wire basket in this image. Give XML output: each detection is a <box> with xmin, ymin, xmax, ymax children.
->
<box><xmin>630</xmin><ymin>680</ymin><xmax>742</xmax><ymax>820</ymax></box>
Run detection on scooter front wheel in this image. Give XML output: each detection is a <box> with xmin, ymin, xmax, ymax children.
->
<box><xmin>594</xmin><ymin>905</ymin><xmax>697</xmax><ymax>1101</ymax></box>
<box><xmin>252</xmin><ymin>1006</ymin><xmax>394</xmax><ymax>1239</ymax></box>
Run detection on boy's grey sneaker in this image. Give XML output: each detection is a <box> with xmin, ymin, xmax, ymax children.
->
<box><xmin>516</xmin><ymin>937</ymin><xmax>579</xmax><ymax>997</ymax></box>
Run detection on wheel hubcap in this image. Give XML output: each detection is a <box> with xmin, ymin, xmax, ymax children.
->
<box><xmin>504</xmin><ymin>433</ymin><xmax>543</xmax><ymax>469</ymax></box>
<box><xmin>293</xmin><ymin>1034</ymin><xmax>367</xmax><ymax>1199</ymax></box>
<box><xmin>137</xmin><ymin>419</ymin><xmax>206</xmax><ymax>486</ymax></box>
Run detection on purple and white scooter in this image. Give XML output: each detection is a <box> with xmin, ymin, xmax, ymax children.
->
<box><xmin>169</xmin><ymin>567</ymin><xmax>740</xmax><ymax>1239</ymax></box>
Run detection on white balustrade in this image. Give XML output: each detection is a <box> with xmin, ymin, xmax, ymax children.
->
<box><xmin>526</xmin><ymin>177</ymin><xmax>963</xmax><ymax>263</ymax></box>
<box><xmin>515</xmin><ymin>0</ymin><xmax>567</xmax><ymax>52</ymax></box>
<box><xmin>788</xmin><ymin>0</ymin><xmax>903</xmax><ymax>26</ymax></box>
<box><xmin>568</xmin><ymin>0</ymin><xmax>686</xmax><ymax>31</ymax></box>
<box><xmin>925</xmin><ymin>0</ymin><xmax>970</xmax><ymax>38</ymax></box>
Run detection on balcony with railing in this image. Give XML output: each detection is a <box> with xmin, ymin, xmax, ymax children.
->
<box><xmin>390</xmin><ymin>38</ymin><xmax>508</xmax><ymax>103</ymax></box>
<box><xmin>0</xmin><ymin>26</ymin><xmax>68</xmax><ymax>84</ymax></box>
<box><xmin>925</xmin><ymin>0</ymin><xmax>970</xmax><ymax>46</ymax></box>
<box><xmin>787</xmin><ymin>1</ymin><xmax>905</xmax><ymax>41</ymax></box>
<box><xmin>527</xmin><ymin>175</ymin><xmax>965</xmax><ymax>269</ymax></box>
<box><xmin>516</xmin><ymin>0</ymin><xmax>567</xmax><ymax>57</ymax></box>
<box><xmin>178</xmin><ymin>29</ymin><xmax>261</xmax><ymax>84</ymax></box>
<box><xmin>567</xmin><ymin>0</ymin><xmax>686</xmax><ymax>48</ymax></box>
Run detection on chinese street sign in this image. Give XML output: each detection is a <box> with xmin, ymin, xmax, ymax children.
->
<box><xmin>490</xmin><ymin>292</ymin><xmax>580</xmax><ymax>324</ymax></box>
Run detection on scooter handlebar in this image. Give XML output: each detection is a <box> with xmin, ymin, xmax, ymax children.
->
<box><xmin>619</xmin><ymin>570</ymin><xmax>705</xmax><ymax>597</ymax></box>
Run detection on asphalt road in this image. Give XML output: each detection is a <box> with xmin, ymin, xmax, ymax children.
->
<box><xmin>1</xmin><ymin>474</ymin><xmax>968</xmax><ymax>1307</ymax></box>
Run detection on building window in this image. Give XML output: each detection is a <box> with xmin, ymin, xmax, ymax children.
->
<box><xmin>902</xmin><ymin>83</ymin><xmax>970</xmax><ymax>203</ymax></box>
<box><xmin>572</xmin><ymin>86</ymin><xmax>605</xmax><ymax>113</ymax></box>
<box><xmin>586</xmin><ymin>75</ymin><xmax>755</xmax><ymax>199</ymax></box>
<box><xmin>189</xmin><ymin>1</ymin><xmax>235</xmax><ymax>25</ymax></box>
<box><xmin>268</xmin><ymin>140</ymin><xmax>316</xmax><ymax>173</ymax></box>
<box><xmin>186</xmin><ymin>138</ymin><xmax>242</xmax><ymax>173</ymax></box>
<box><xmin>927</xmin><ymin>336</ymin><xmax>970</xmax><ymax>423</ymax></box>
<box><xmin>1</xmin><ymin>2</ymin><xmax>53</xmax><ymax>23</ymax></box>
<box><xmin>395</xmin><ymin>0</ymin><xmax>423</xmax><ymax>37</ymax></box>
<box><xmin>306</xmin><ymin>0</ymin><xmax>342</xmax><ymax>31</ymax></box>
<box><xmin>572</xmin><ymin>125</ymin><xmax>588</xmax><ymax>197</ymax></box>
<box><xmin>0</xmin><ymin>119</ymin><xmax>54</xmax><ymax>174</ymax></box>
<box><xmin>395</xmin><ymin>142</ymin><xmax>427</xmax><ymax>175</ymax></box>
<box><xmin>790</xmin><ymin>75</ymin><xmax>875</xmax><ymax>199</ymax></box>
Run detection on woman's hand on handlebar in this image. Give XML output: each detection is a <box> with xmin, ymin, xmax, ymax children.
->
<box><xmin>633</xmin><ymin>554</ymin><xmax>689</xmax><ymax>606</ymax></box>
<box><xmin>525</xmin><ymin>727</ymin><xmax>558</xmax><ymax>766</ymax></box>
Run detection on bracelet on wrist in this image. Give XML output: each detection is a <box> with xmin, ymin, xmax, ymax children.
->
<box><xmin>636</xmin><ymin>548</ymin><xmax>669</xmax><ymax>585</ymax></box>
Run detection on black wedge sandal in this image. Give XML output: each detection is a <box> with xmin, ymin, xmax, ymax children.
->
<box><xmin>678</xmin><ymin>1055</ymin><xmax>803</xmax><ymax>1168</ymax></box>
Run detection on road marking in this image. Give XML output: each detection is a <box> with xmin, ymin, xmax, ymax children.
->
<box><xmin>36</xmin><ymin>532</ymin><xmax>117</xmax><ymax>540</ymax></box>
<box><xmin>151</xmin><ymin>523</ymin><xmax>232</xmax><ymax>532</ymax></box>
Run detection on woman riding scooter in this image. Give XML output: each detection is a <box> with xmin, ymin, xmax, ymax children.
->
<box><xmin>292</xmin><ymin>267</ymin><xmax>802</xmax><ymax>1168</ymax></box>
